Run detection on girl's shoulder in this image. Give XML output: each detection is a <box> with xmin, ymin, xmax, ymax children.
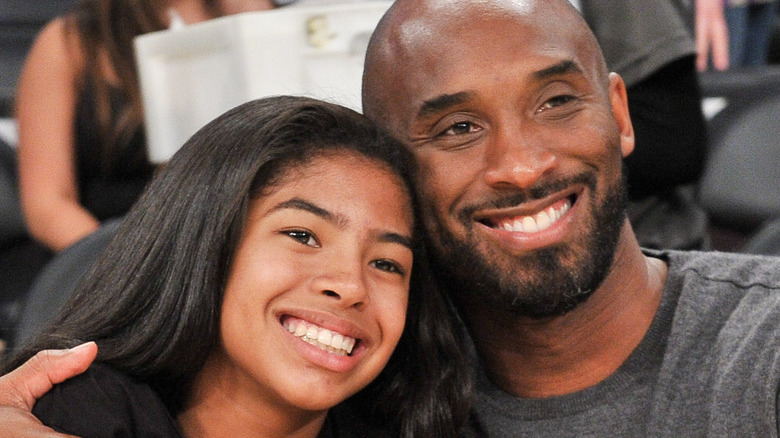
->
<box><xmin>32</xmin><ymin>362</ymin><xmax>183</xmax><ymax>437</ymax></box>
<box><xmin>326</xmin><ymin>402</ymin><xmax>394</xmax><ymax>438</ymax></box>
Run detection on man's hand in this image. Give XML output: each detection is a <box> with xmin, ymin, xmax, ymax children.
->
<box><xmin>0</xmin><ymin>342</ymin><xmax>97</xmax><ymax>437</ymax></box>
<box><xmin>695</xmin><ymin>0</ymin><xmax>730</xmax><ymax>71</ymax></box>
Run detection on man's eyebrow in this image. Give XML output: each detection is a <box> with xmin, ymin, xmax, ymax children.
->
<box><xmin>416</xmin><ymin>91</ymin><xmax>474</xmax><ymax>118</ymax></box>
<box><xmin>272</xmin><ymin>198</ymin><xmax>347</xmax><ymax>228</ymax></box>
<box><xmin>533</xmin><ymin>60</ymin><xmax>583</xmax><ymax>81</ymax></box>
<box><xmin>415</xmin><ymin>61</ymin><xmax>582</xmax><ymax>119</ymax></box>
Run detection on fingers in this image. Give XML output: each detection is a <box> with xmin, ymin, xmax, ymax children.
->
<box><xmin>695</xmin><ymin>26</ymin><xmax>711</xmax><ymax>72</ymax></box>
<box><xmin>0</xmin><ymin>343</ymin><xmax>95</xmax><ymax>437</ymax></box>
<box><xmin>0</xmin><ymin>407</ymin><xmax>80</xmax><ymax>437</ymax></box>
<box><xmin>694</xmin><ymin>0</ymin><xmax>730</xmax><ymax>71</ymax></box>
<box><xmin>709</xmin><ymin>21</ymin><xmax>729</xmax><ymax>71</ymax></box>
<box><xmin>0</xmin><ymin>342</ymin><xmax>97</xmax><ymax>411</ymax></box>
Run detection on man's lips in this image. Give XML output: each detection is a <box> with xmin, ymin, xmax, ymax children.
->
<box><xmin>478</xmin><ymin>195</ymin><xmax>576</xmax><ymax>234</ymax></box>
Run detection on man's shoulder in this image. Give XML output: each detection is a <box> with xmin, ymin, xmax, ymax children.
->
<box><xmin>657</xmin><ymin>250</ymin><xmax>780</xmax><ymax>363</ymax></box>
<box><xmin>33</xmin><ymin>362</ymin><xmax>182</xmax><ymax>437</ymax></box>
<box><xmin>663</xmin><ymin>249</ymin><xmax>780</xmax><ymax>291</ymax></box>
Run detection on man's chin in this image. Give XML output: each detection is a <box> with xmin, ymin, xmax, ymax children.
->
<box><xmin>448</xmin><ymin>246</ymin><xmax>600</xmax><ymax>319</ymax></box>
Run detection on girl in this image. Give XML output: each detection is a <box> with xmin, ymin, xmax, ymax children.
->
<box><xmin>4</xmin><ymin>96</ymin><xmax>471</xmax><ymax>437</ymax></box>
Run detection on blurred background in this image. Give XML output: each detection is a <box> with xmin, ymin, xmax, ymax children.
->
<box><xmin>2</xmin><ymin>0</ymin><xmax>780</xmax><ymax>352</ymax></box>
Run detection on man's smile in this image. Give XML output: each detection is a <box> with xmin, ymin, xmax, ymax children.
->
<box><xmin>487</xmin><ymin>197</ymin><xmax>573</xmax><ymax>233</ymax></box>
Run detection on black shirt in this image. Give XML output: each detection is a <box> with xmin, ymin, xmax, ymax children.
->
<box><xmin>34</xmin><ymin>363</ymin><xmax>388</xmax><ymax>437</ymax></box>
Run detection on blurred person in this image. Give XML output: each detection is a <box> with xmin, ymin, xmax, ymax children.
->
<box><xmin>578</xmin><ymin>0</ymin><xmax>727</xmax><ymax>250</ymax></box>
<box><xmin>4</xmin><ymin>96</ymin><xmax>471</xmax><ymax>437</ymax></box>
<box><xmin>16</xmin><ymin>0</ymin><xmax>277</xmax><ymax>253</ymax></box>
<box><xmin>725</xmin><ymin>0</ymin><xmax>778</xmax><ymax>67</ymax></box>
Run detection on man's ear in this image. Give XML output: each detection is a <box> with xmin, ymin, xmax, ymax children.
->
<box><xmin>608</xmin><ymin>72</ymin><xmax>634</xmax><ymax>158</ymax></box>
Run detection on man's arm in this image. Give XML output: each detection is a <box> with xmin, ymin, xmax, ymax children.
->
<box><xmin>0</xmin><ymin>342</ymin><xmax>97</xmax><ymax>437</ymax></box>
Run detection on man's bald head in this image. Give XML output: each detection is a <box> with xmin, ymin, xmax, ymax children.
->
<box><xmin>362</xmin><ymin>0</ymin><xmax>608</xmax><ymax>136</ymax></box>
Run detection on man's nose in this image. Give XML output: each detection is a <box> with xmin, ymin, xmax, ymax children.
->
<box><xmin>482</xmin><ymin>124</ymin><xmax>558</xmax><ymax>189</ymax></box>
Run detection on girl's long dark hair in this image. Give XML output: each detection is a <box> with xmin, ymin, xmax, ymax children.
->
<box><xmin>4</xmin><ymin>96</ymin><xmax>471</xmax><ymax>436</ymax></box>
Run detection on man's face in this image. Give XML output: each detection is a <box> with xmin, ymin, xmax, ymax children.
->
<box><xmin>366</xmin><ymin>1</ymin><xmax>634</xmax><ymax>318</ymax></box>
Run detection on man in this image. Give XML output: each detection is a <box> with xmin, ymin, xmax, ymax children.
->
<box><xmin>3</xmin><ymin>0</ymin><xmax>780</xmax><ymax>435</ymax></box>
<box><xmin>363</xmin><ymin>1</ymin><xmax>780</xmax><ymax>434</ymax></box>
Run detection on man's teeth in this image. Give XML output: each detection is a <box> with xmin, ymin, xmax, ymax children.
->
<box><xmin>283</xmin><ymin>319</ymin><xmax>356</xmax><ymax>356</ymax></box>
<box><xmin>498</xmin><ymin>199</ymin><xmax>571</xmax><ymax>233</ymax></box>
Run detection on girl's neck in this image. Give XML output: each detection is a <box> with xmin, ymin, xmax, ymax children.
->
<box><xmin>177</xmin><ymin>355</ymin><xmax>328</xmax><ymax>438</ymax></box>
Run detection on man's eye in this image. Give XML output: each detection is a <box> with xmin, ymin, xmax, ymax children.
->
<box><xmin>371</xmin><ymin>259</ymin><xmax>405</xmax><ymax>275</ymax></box>
<box><xmin>440</xmin><ymin>121</ymin><xmax>478</xmax><ymax>136</ymax></box>
<box><xmin>284</xmin><ymin>230</ymin><xmax>319</xmax><ymax>247</ymax></box>
<box><xmin>538</xmin><ymin>95</ymin><xmax>576</xmax><ymax>112</ymax></box>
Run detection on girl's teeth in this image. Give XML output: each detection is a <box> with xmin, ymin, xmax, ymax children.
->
<box><xmin>284</xmin><ymin>318</ymin><xmax>356</xmax><ymax>355</ymax></box>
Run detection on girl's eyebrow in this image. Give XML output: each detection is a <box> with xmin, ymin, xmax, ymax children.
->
<box><xmin>273</xmin><ymin>198</ymin><xmax>340</xmax><ymax>225</ymax></box>
<box><xmin>271</xmin><ymin>198</ymin><xmax>413</xmax><ymax>249</ymax></box>
<box><xmin>379</xmin><ymin>231</ymin><xmax>413</xmax><ymax>250</ymax></box>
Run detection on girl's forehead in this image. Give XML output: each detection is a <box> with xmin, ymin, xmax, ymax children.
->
<box><xmin>280</xmin><ymin>151</ymin><xmax>405</xmax><ymax>186</ymax></box>
<box><xmin>262</xmin><ymin>151</ymin><xmax>412</xmax><ymax>206</ymax></box>
<box><xmin>250</xmin><ymin>151</ymin><xmax>415</xmax><ymax>230</ymax></box>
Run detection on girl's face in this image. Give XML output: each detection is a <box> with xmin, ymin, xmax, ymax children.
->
<box><xmin>192</xmin><ymin>152</ymin><xmax>413</xmax><ymax>428</ymax></box>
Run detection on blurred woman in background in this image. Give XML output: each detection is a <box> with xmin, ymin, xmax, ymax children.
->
<box><xmin>16</xmin><ymin>0</ymin><xmax>276</xmax><ymax>252</ymax></box>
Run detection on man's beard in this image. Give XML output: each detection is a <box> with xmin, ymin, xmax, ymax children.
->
<box><xmin>426</xmin><ymin>168</ymin><xmax>628</xmax><ymax>319</ymax></box>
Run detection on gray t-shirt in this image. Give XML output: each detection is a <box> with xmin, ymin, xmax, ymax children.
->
<box><xmin>579</xmin><ymin>0</ymin><xmax>696</xmax><ymax>86</ymax></box>
<box><xmin>472</xmin><ymin>250</ymin><xmax>780</xmax><ymax>436</ymax></box>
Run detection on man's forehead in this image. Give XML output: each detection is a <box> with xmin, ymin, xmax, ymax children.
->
<box><xmin>362</xmin><ymin>0</ymin><xmax>599</xmax><ymax>130</ymax></box>
<box><xmin>388</xmin><ymin>0</ymin><xmax>588</xmax><ymax>65</ymax></box>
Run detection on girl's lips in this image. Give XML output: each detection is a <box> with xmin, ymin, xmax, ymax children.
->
<box><xmin>276</xmin><ymin>310</ymin><xmax>372</xmax><ymax>373</ymax></box>
<box><xmin>282</xmin><ymin>316</ymin><xmax>358</xmax><ymax>356</ymax></box>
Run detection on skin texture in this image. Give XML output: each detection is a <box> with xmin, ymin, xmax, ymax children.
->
<box><xmin>363</xmin><ymin>0</ymin><xmax>668</xmax><ymax>398</ymax></box>
<box><xmin>177</xmin><ymin>153</ymin><xmax>413</xmax><ymax>438</ymax></box>
<box><xmin>17</xmin><ymin>18</ymin><xmax>100</xmax><ymax>251</ymax></box>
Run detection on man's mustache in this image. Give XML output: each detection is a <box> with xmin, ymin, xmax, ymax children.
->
<box><xmin>456</xmin><ymin>172</ymin><xmax>597</xmax><ymax>224</ymax></box>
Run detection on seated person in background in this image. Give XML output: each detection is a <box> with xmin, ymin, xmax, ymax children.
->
<box><xmin>578</xmin><ymin>0</ymin><xmax>727</xmax><ymax>250</ymax></box>
<box><xmin>16</xmin><ymin>0</ymin><xmax>277</xmax><ymax>252</ymax></box>
<box><xmin>725</xmin><ymin>0</ymin><xmax>778</xmax><ymax>68</ymax></box>
<box><xmin>3</xmin><ymin>96</ymin><xmax>471</xmax><ymax>437</ymax></box>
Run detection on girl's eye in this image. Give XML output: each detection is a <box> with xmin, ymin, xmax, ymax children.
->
<box><xmin>370</xmin><ymin>259</ymin><xmax>405</xmax><ymax>276</ymax></box>
<box><xmin>284</xmin><ymin>230</ymin><xmax>319</xmax><ymax>247</ymax></box>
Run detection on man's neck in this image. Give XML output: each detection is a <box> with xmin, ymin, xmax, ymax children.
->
<box><xmin>463</xmin><ymin>227</ymin><xmax>667</xmax><ymax>398</ymax></box>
